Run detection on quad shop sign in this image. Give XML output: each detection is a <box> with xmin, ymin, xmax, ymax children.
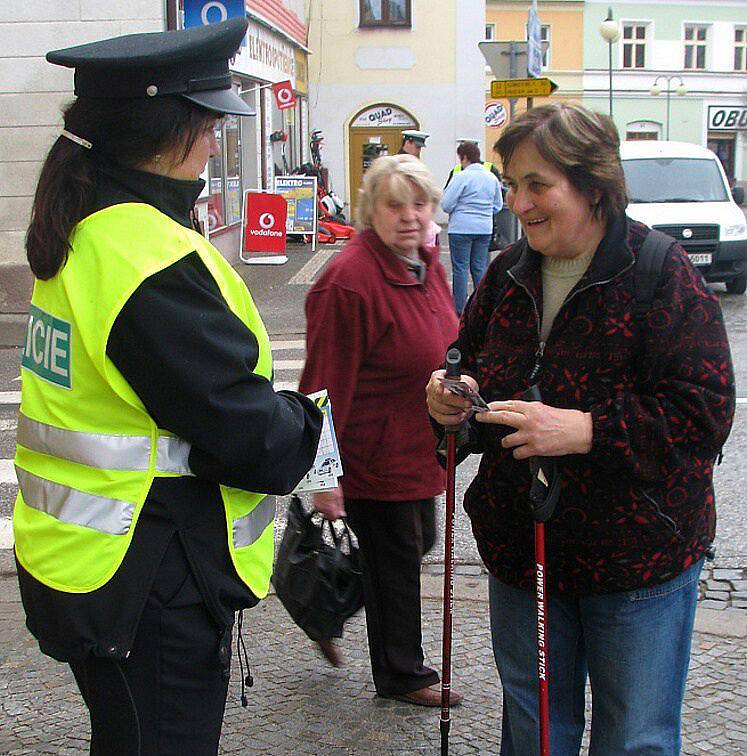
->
<box><xmin>351</xmin><ymin>105</ymin><xmax>416</xmax><ymax>129</ymax></box>
<box><xmin>708</xmin><ymin>106</ymin><xmax>747</xmax><ymax>131</ymax></box>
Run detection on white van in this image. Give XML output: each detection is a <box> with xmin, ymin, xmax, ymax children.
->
<box><xmin>620</xmin><ymin>141</ymin><xmax>747</xmax><ymax>294</ymax></box>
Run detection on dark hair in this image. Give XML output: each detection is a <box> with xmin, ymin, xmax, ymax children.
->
<box><xmin>494</xmin><ymin>103</ymin><xmax>628</xmax><ymax>221</ymax></box>
<box><xmin>26</xmin><ymin>96</ymin><xmax>215</xmax><ymax>279</ymax></box>
<box><xmin>457</xmin><ymin>142</ymin><xmax>481</xmax><ymax>164</ymax></box>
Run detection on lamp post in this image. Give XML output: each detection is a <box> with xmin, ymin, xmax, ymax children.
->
<box><xmin>650</xmin><ymin>75</ymin><xmax>687</xmax><ymax>140</ymax></box>
<box><xmin>599</xmin><ymin>7</ymin><xmax>620</xmax><ymax>117</ymax></box>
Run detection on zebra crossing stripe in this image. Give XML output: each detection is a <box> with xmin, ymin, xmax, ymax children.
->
<box><xmin>0</xmin><ymin>459</ymin><xmax>17</xmax><ymax>485</ymax></box>
<box><xmin>0</xmin><ymin>518</ymin><xmax>12</xmax><ymax>549</ymax></box>
<box><xmin>272</xmin><ymin>340</ymin><xmax>305</xmax><ymax>350</ymax></box>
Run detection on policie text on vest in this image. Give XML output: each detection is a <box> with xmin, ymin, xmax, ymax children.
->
<box><xmin>21</xmin><ymin>305</ymin><xmax>72</xmax><ymax>389</ymax></box>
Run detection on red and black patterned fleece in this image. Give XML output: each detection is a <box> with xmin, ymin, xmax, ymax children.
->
<box><xmin>454</xmin><ymin>214</ymin><xmax>735</xmax><ymax>596</ymax></box>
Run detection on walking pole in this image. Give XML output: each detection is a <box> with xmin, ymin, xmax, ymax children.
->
<box><xmin>440</xmin><ymin>347</ymin><xmax>462</xmax><ymax>756</ymax></box>
<box><xmin>522</xmin><ymin>384</ymin><xmax>561</xmax><ymax>756</ymax></box>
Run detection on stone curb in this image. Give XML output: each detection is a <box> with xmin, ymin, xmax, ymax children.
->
<box><xmin>694</xmin><ymin>607</ymin><xmax>747</xmax><ymax>638</ymax></box>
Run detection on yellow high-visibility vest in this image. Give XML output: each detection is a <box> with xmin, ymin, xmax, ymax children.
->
<box><xmin>14</xmin><ymin>203</ymin><xmax>275</xmax><ymax>597</ymax></box>
<box><xmin>453</xmin><ymin>161</ymin><xmax>494</xmax><ymax>174</ymax></box>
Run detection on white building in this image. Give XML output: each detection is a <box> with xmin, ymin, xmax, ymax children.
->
<box><xmin>307</xmin><ymin>0</ymin><xmax>487</xmax><ymax>221</ymax></box>
<box><xmin>0</xmin><ymin>0</ymin><xmax>310</xmax><ymax>312</ymax></box>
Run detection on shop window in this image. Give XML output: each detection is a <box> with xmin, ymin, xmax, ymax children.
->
<box><xmin>223</xmin><ymin>116</ymin><xmax>242</xmax><ymax>226</ymax></box>
<box><xmin>708</xmin><ymin>136</ymin><xmax>736</xmax><ymax>184</ymax></box>
<box><xmin>359</xmin><ymin>0</ymin><xmax>411</xmax><ymax>28</ymax></box>
<box><xmin>735</xmin><ymin>27</ymin><xmax>747</xmax><ymax>71</ymax></box>
<box><xmin>240</xmin><ymin>86</ymin><xmax>260</xmax><ymax>195</ymax></box>
<box><xmin>684</xmin><ymin>24</ymin><xmax>708</xmax><ymax>70</ymax></box>
<box><xmin>270</xmin><ymin>95</ymin><xmax>290</xmax><ymax>176</ymax></box>
<box><xmin>207</xmin><ymin>123</ymin><xmax>225</xmax><ymax>233</ymax></box>
<box><xmin>622</xmin><ymin>23</ymin><xmax>647</xmax><ymax>69</ymax></box>
<box><xmin>207</xmin><ymin>107</ymin><xmax>244</xmax><ymax>232</ymax></box>
<box><xmin>625</xmin><ymin>130</ymin><xmax>659</xmax><ymax>141</ymax></box>
<box><xmin>626</xmin><ymin>120</ymin><xmax>661</xmax><ymax>141</ymax></box>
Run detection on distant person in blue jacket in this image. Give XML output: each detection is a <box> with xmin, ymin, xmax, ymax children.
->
<box><xmin>442</xmin><ymin>141</ymin><xmax>503</xmax><ymax>314</ymax></box>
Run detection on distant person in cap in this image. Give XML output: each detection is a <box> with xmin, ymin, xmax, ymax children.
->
<box><xmin>398</xmin><ymin>129</ymin><xmax>429</xmax><ymax>158</ymax></box>
<box><xmin>15</xmin><ymin>18</ymin><xmax>322</xmax><ymax>753</ymax></box>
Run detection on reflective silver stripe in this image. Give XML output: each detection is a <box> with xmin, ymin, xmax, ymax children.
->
<box><xmin>232</xmin><ymin>496</ymin><xmax>275</xmax><ymax>549</ymax></box>
<box><xmin>16</xmin><ymin>467</ymin><xmax>134</xmax><ymax>536</ymax></box>
<box><xmin>17</xmin><ymin>414</ymin><xmax>191</xmax><ymax>475</ymax></box>
<box><xmin>17</xmin><ymin>413</ymin><xmax>150</xmax><ymax>471</ymax></box>
<box><xmin>156</xmin><ymin>436</ymin><xmax>193</xmax><ymax>476</ymax></box>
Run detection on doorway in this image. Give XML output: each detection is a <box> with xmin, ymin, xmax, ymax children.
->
<box><xmin>708</xmin><ymin>134</ymin><xmax>736</xmax><ymax>183</ymax></box>
<box><xmin>348</xmin><ymin>104</ymin><xmax>418</xmax><ymax>218</ymax></box>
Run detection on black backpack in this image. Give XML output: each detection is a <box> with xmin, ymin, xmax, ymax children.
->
<box><xmin>634</xmin><ymin>228</ymin><xmax>673</xmax><ymax>317</ymax></box>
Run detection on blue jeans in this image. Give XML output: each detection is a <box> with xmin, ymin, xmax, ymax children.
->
<box><xmin>489</xmin><ymin>558</ymin><xmax>704</xmax><ymax>755</ymax></box>
<box><xmin>448</xmin><ymin>233</ymin><xmax>492</xmax><ymax>314</ymax></box>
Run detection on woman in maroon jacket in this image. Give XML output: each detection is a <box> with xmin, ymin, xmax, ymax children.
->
<box><xmin>427</xmin><ymin>104</ymin><xmax>735</xmax><ymax>753</ymax></box>
<box><xmin>298</xmin><ymin>154</ymin><xmax>459</xmax><ymax>707</ymax></box>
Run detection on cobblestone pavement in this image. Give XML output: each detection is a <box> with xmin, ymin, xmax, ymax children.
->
<box><xmin>1</xmin><ymin>553</ymin><xmax>745</xmax><ymax>755</ymax></box>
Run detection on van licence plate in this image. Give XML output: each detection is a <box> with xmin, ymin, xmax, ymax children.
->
<box><xmin>687</xmin><ymin>253</ymin><xmax>712</xmax><ymax>266</ymax></box>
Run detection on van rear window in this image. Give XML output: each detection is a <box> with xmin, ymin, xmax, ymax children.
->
<box><xmin>622</xmin><ymin>158</ymin><xmax>729</xmax><ymax>203</ymax></box>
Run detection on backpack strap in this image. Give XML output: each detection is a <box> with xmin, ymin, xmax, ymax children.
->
<box><xmin>634</xmin><ymin>229</ymin><xmax>673</xmax><ymax>318</ymax></box>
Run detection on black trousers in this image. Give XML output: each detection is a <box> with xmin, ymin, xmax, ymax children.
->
<box><xmin>345</xmin><ymin>497</ymin><xmax>439</xmax><ymax>696</ymax></box>
<box><xmin>70</xmin><ymin>536</ymin><xmax>231</xmax><ymax>755</ymax></box>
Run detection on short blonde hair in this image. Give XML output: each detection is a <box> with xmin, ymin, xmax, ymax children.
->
<box><xmin>356</xmin><ymin>154</ymin><xmax>442</xmax><ymax>229</ymax></box>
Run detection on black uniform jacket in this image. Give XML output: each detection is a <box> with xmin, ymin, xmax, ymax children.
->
<box><xmin>17</xmin><ymin>162</ymin><xmax>322</xmax><ymax>661</ymax></box>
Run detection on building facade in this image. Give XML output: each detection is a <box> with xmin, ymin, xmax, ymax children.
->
<box><xmin>307</xmin><ymin>0</ymin><xmax>486</xmax><ymax>220</ymax></box>
<box><xmin>195</xmin><ymin>0</ymin><xmax>310</xmax><ymax>258</ymax></box>
<box><xmin>583</xmin><ymin>0</ymin><xmax>747</xmax><ymax>185</ymax></box>
<box><xmin>0</xmin><ymin>0</ymin><xmax>310</xmax><ymax>312</ymax></box>
<box><xmin>483</xmin><ymin>0</ymin><xmax>585</xmax><ymax>160</ymax></box>
<box><xmin>0</xmin><ymin>1</ymin><xmax>166</xmax><ymax>313</ymax></box>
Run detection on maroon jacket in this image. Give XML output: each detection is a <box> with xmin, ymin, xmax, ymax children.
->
<box><xmin>299</xmin><ymin>229</ymin><xmax>458</xmax><ymax>501</ymax></box>
<box><xmin>455</xmin><ymin>215</ymin><xmax>735</xmax><ymax>595</ymax></box>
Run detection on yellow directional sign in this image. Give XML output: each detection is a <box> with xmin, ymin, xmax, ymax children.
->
<box><xmin>490</xmin><ymin>78</ymin><xmax>558</xmax><ymax>99</ymax></box>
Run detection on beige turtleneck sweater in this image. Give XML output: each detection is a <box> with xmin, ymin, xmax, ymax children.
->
<box><xmin>540</xmin><ymin>253</ymin><xmax>594</xmax><ymax>342</ymax></box>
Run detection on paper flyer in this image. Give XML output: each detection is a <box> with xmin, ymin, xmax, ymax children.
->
<box><xmin>293</xmin><ymin>389</ymin><xmax>343</xmax><ymax>493</ymax></box>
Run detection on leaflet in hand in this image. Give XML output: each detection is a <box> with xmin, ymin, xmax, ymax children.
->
<box><xmin>293</xmin><ymin>389</ymin><xmax>343</xmax><ymax>493</ymax></box>
<box><xmin>438</xmin><ymin>376</ymin><xmax>489</xmax><ymax>413</ymax></box>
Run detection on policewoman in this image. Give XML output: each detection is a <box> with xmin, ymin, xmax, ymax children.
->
<box><xmin>14</xmin><ymin>19</ymin><xmax>322</xmax><ymax>754</ymax></box>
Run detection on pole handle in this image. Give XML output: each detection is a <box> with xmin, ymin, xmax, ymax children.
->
<box><xmin>521</xmin><ymin>384</ymin><xmax>560</xmax><ymax>523</ymax></box>
<box><xmin>445</xmin><ymin>347</ymin><xmax>461</xmax><ymax>378</ymax></box>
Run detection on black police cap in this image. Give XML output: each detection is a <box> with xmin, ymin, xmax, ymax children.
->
<box><xmin>46</xmin><ymin>18</ymin><xmax>254</xmax><ymax>116</ymax></box>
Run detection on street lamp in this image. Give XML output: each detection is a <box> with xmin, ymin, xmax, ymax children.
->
<box><xmin>650</xmin><ymin>75</ymin><xmax>687</xmax><ymax>140</ymax></box>
<box><xmin>599</xmin><ymin>7</ymin><xmax>620</xmax><ymax>117</ymax></box>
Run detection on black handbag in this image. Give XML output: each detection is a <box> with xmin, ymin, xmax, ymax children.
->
<box><xmin>273</xmin><ymin>495</ymin><xmax>364</xmax><ymax>642</ymax></box>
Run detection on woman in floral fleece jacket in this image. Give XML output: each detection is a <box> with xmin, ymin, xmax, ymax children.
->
<box><xmin>427</xmin><ymin>104</ymin><xmax>735</xmax><ymax>755</ymax></box>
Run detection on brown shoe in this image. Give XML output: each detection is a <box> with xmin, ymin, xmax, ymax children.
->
<box><xmin>385</xmin><ymin>684</ymin><xmax>463</xmax><ymax>708</ymax></box>
<box><xmin>316</xmin><ymin>638</ymin><xmax>343</xmax><ymax>667</ymax></box>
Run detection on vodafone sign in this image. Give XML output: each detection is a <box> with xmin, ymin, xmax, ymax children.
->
<box><xmin>272</xmin><ymin>80</ymin><xmax>296</xmax><ymax>111</ymax></box>
<box><xmin>243</xmin><ymin>192</ymin><xmax>288</xmax><ymax>254</ymax></box>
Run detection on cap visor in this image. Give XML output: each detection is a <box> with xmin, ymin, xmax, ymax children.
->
<box><xmin>181</xmin><ymin>89</ymin><xmax>255</xmax><ymax>116</ymax></box>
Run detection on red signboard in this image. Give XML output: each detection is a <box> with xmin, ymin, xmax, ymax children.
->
<box><xmin>242</xmin><ymin>191</ymin><xmax>288</xmax><ymax>255</ymax></box>
<box><xmin>272</xmin><ymin>80</ymin><xmax>296</xmax><ymax>111</ymax></box>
